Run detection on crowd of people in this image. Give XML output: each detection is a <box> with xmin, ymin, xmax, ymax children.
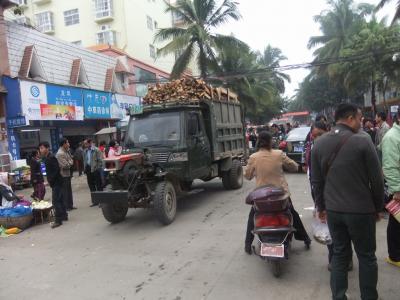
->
<box><xmin>245</xmin><ymin>104</ymin><xmax>399</xmax><ymax>300</ymax></box>
<box><xmin>28</xmin><ymin>138</ymin><xmax>122</xmax><ymax>228</ymax></box>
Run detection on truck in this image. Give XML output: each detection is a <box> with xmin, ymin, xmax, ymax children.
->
<box><xmin>91</xmin><ymin>98</ymin><xmax>246</xmax><ymax>225</ymax></box>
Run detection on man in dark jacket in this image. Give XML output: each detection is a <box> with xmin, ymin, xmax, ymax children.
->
<box><xmin>39</xmin><ymin>141</ymin><xmax>68</xmax><ymax>228</ymax></box>
<box><xmin>311</xmin><ymin>104</ymin><xmax>384</xmax><ymax>300</ymax></box>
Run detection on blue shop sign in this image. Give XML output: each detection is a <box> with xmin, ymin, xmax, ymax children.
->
<box><xmin>83</xmin><ymin>90</ymin><xmax>111</xmax><ymax>119</ymax></box>
<box><xmin>46</xmin><ymin>84</ymin><xmax>83</xmax><ymax>107</ymax></box>
<box><xmin>7</xmin><ymin>116</ymin><xmax>27</xmax><ymax>128</ymax></box>
<box><xmin>7</xmin><ymin>129</ymin><xmax>20</xmax><ymax>160</ymax></box>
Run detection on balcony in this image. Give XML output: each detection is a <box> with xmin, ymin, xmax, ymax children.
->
<box><xmin>94</xmin><ymin>0</ymin><xmax>113</xmax><ymax>23</ymax></box>
<box><xmin>94</xmin><ymin>10</ymin><xmax>114</xmax><ymax>23</ymax></box>
<box><xmin>33</xmin><ymin>0</ymin><xmax>51</xmax><ymax>4</ymax></box>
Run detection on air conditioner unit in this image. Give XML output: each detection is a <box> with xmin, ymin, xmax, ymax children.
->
<box><xmin>15</xmin><ymin>16</ymin><xmax>33</xmax><ymax>27</ymax></box>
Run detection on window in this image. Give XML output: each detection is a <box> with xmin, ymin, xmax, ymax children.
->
<box><xmin>64</xmin><ymin>9</ymin><xmax>79</xmax><ymax>26</ymax></box>
<box><xmin>17</xmin><ymin>0</ymin><xmax>28</xmax><ymax>5</ymax></box>
<box><xmin>147</xmin><ymin>16</ymin><xmax>153</xmax><ymax>30</ymax></box>
<box><xmin>97</xmin><ymin>29</ymin><xmax>116</xmax><ymax>45</ymax></box>
<box><xmin>71</xmin><ymin>40</ymin><xmax>82</xmax><ymax>46</ymax></box>
<box><xmin>149</xmin><ymin>44</ymin><xmax>156</xmax><ymax>59</ymax></box>
<box><xmin>154</xmin><ymin>21</ymin><xmax>158</xmax><ymax>29</ymax></box>
<box><xmin>94</xmin><ymin>0</ymin><xmax>113</xmax><ymax>19</ymax></box>
<box><xmin>35</xmin><ymin>11</ymin><xmax>54</xmax><ymax>33</ymax></box>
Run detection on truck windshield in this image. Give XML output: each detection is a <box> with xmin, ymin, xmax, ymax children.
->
<box><xmin>125</xmin><ymin>112</ymin><xmax>181</xmax><ymax>147</ymax></box>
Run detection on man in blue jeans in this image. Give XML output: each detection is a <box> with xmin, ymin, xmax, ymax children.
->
<box><xmin>311</xmin><ymin>104</ymin><xmax>384</xmax><ymax>300</ymax></box>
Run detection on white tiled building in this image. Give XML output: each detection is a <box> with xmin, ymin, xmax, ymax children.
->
<box><xmin>6</xmin><ymin>0</ymin><xmax>176</xmax><ymax>73</ymax></box>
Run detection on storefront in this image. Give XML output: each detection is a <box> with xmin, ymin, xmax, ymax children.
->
<box><xmin>2</xmin><ymin>77</ymin><xmax>141</xmax><ymax>160</ymax></box>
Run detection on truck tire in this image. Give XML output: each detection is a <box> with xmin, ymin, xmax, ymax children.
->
<box><xmin>229</xmin><ymin>159</ymin><xmax>243</xmax><ymax>189</ymax></box>
<box><xmin>101</xmin><ymin>201</ymin><xmax>128</xmax><ymax>224</ymax></box>
<box><xmin>153</xmin><ymin>181</ymin><xmax>177</xmax><ymax>225</ymax></box>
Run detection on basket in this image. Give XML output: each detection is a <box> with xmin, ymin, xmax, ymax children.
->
<box><xmin>0</xmin><ymin>213</ymin><xmax>33</xmax><ymax>229</ymax></box>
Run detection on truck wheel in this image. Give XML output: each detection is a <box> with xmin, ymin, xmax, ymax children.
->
<box><xmin>153</xmin><ymin>181</ymin><xmax>177</xmax><ymax>225</ymax></box>
<box><xmin>229</xmin><ymin>160</ymin><xmax>243</xmax><ymax>189</ymax></box>
<box><xmin>101</xmin><ymin>201</ymin><xmax>128</xmax><ymax>224</ymax></box>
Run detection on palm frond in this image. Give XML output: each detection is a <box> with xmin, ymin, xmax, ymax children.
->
<box><xmin>207</xmin><ymin>0</ymin><xmax>241</xmax><ymax>27</ymax></box>
<box><xmin>154</xmin><ymin>27</ymin><xmax>188</xmax><ymax>43</ymax></box>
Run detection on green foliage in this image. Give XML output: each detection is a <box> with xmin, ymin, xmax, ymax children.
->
<box><xmin>296</xmin><ymin>0</ymin><xmax>400</xmax><ymax>113</ymax></box>
<box><xmin>155</xmin><ymin>0</ymin><xmax>244</xmax><ymax>79</ymax></box>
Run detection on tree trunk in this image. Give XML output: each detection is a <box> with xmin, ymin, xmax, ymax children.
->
<box><xmin>371</xmin><ymin>80</ymin><xmax>377</xmax><ymax>116</ymax></box>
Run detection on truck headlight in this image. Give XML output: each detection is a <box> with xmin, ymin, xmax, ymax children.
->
<box><xmin>168</xmin><ymin>152</ymin><xmax>188</xmax><ymax>162</ymax></box>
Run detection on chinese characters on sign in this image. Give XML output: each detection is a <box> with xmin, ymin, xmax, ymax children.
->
<box><xmin>7</xmin><ymin>129</ymin><xmax>20</xmax><ymax>160</ymax></box>
<box><xmin>7</xmin><ymin>116</ymin><xmax>27</xmax><ymax>128</ymax></box>
<box><xmin>83</xmin><ymin>90</ymin><xmax>111</xmax><ymax>119</ymax></box>
<box><xmin>20</xmin><ymin>81</ymin><xmax>84</xmax><ymax>121</ymax></box>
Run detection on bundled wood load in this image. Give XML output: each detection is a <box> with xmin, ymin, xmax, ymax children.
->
<box><xmin>143</xmin><ymin>78</ymin><xmax>238</xmax><ymax>105</ymax></box>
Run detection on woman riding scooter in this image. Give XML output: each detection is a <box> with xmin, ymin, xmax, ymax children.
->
<box><xmin>244</xmin><ymin>131</ymin><xmax>311</xmax><ymax>254</ymax></box>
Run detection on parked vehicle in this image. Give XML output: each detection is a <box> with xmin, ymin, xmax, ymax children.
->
<box><xmin>92</xmin><ymin>99</ymin><xmax>246</xmax><ymax>225</ymax></box>
<box><xmin>246</xmin><ymin>186</ymin><xmax>295</xmax><ymax>277</ymax></box>
<box><xmin>280</xmin><ymin>126</ymin><xmax>310</xmax><ymax>166</ymax></box>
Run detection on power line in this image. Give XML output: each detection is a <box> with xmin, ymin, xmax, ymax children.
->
<box><xmin>129</xmin><ymin>47</ymin><xmax>400</xmax><ymax>84</ymax></box>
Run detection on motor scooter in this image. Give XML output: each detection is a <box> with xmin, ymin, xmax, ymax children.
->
<box><xmin>246</xmin><ymin>186</ymin><xmax>295</xmax><ymax>277</ymax></box>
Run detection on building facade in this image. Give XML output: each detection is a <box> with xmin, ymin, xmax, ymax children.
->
<box><xmin>5</xmin><ymin>0</ymin><xmax>176</xmax><ymax>74</ymax></box>
<box><xmin>0</xmin><ymin>18</ymin><xmax>141</xmax><ymax>165</ymax></box>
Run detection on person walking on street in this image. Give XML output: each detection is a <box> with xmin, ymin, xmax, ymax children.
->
<box><xmin>311</xmin><ymin>104</ymin><xmax>384</xmax><ymax>300</ymax></box>
<box><xmin>382</xmin><ymin>118</ymin><xmax>400</xmax><ymax>268</ymax></box>
<box><xmin>73</xmin><ymin>142</ymin><xmax>84</xmax><ymax>176</ymax></box>
<box><xmin>29</xmin><ymin>149</ymin><xmax>45</xmax><ymax>200</ymax></box>
<box><xmin>56</xmin><ymin>138</ymin><xmax>75</xmax><ymax>211</ymax></box>
<box><xmin>375</xmin><ymin>111</ymin><xmax>390</xmax><ymax>162</ymax></box>
<box><xmin>39</xmin><ymin>142</ymin><xmax>67</xmax><ymax>228</ymax></box>
<box><xmin>244</xmin><ymin>131</ymin><xmax>311</xmax><ymax>254</ymax></box>
<box><xmin>83</xmin><ymin>139</ymin><xmax>103</xmax><ymax>206</ymax></box>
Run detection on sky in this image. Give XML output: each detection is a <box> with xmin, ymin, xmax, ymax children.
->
<box><xmin>218</xmin><ymin>0</ymin><xmax>397</xmax><ymax>98</ymax></box>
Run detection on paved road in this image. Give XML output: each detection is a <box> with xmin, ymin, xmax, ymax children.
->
<box><xmin>0</xmin><ymin>174</ymin><xmax>397</xmax><ymax>300</ymax></box>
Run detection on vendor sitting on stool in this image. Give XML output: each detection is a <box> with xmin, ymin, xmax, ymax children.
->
<box><xmin>0</xmin><ymin>173</ymin><xmax>20</xmax><ymax>207</ymax></box>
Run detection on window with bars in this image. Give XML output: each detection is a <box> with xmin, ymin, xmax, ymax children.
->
<box><xmin>149</xmin><ymin>45</ymin><xmax>156</xmax><ymax>59</ymax></box>
<box><xmin>147</xmin><ymin>16</ymin><xmax>153</xmax><ymax>30</ymax></box>
<box><xmin>96</xmin><ymin>30</ymin><xmax>116</xmax><ymax>45</ymax></box>
<box><xmin>64</xmin><ymin>9</ymin><xmax>80</xmax><ymax>26</ymax></box>
<box><xmin>94</xmin><ymin>0</ymin><xmax>113</xmax><ymax>19</ymax></box>
<box><xmin>35</xmin><ymin>11</ymin><xmax>54</xmax><ymax>32</ymax></box>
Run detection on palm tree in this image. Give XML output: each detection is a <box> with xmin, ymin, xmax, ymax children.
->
<box><xmin>308</xmin><ymin>0</ymin><xmax>373</xmax><ymax>76</ymax></box>
<box><xmin>154</xmin><ymin>0</ymin><xmax>245</xmax><ymax>79</ymax></box>
<box><xmin>376</xmin><ymin>0</ymin><xmax>400</xmax><ymax>24</ymax></box>
<box><xmin>257</xmin><ymin>45</ymin><xmax>291</xmax><ymax>94</ymax></box>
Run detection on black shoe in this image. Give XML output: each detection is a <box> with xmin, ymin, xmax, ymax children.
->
<box><xmin>51</xmin><ymin>222</ymin><xmax>62</xmax><ymax>229</ymax></box>
<box><xmin>90</xmin><ymin>203</ymin><xmax>98</xmax><ymax>207</ymax></box>
<box><xmin>304</xmin><ymin>238</ymin><xmax>311</xmax><ymax>250</ymax></box>
<box><xmin>62</xmin><ymin>216</ymin><xmax>68</xmax><ymax>221</ymax></box>
<box><xmin>245</xmin><ymin>244</ymin><xmax>252</xmax><ymax>255</ymax></box>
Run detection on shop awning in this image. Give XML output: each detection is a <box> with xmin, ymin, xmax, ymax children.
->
<box><xmin>95</xmin><ymin>127</ymin><xmax>116</xmax><ymax>135</ymax></box>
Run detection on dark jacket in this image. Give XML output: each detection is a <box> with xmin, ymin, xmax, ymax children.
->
<box><xmin>29</xmin><ymin>158</ymin><xmax>44</xmax><ymax>184</ymax></box>
<box><xmin>311</xmin><ymin>124</ymin><xmax>384</xmax><ymax>214</ymax></box>
<box><xmin>43</xmin><ymin>153</ymin><xmax>63</xmax><ymax>188</ymax></box>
